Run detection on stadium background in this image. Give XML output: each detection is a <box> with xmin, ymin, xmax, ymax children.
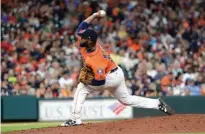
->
<box><xmin>1</xmin><ymin>0</ymin><xmax>205</xmax><ymax>132</ymax></box>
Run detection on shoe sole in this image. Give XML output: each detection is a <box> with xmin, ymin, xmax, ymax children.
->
<box><xmin>60</xmin><ymin>123</ymin><xmax>82</xmax><ymax>127</ymax></box>
<box><xmin>159</xmin><ymin>98</ymin><xmax>174</xmax><ymax>115</ymax></box>
<box><xmin>165</xmin><ymin>104</ymin><xmax>174</xmax><ymax>115</ymax></box>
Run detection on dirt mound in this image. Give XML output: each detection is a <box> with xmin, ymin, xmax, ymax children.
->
<box><xmin>5</xmin><ymin>114</ymin><xmax>205</xmax><ymax>134</ymax></box>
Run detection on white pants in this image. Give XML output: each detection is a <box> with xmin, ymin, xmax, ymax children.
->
<box><xmin>70</xmin><ymin>67</ymin><xmax>160</xmax><ymax>124</ymax></box>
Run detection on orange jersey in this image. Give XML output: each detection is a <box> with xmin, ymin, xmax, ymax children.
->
<box><xmin>76</xmin><ymin>37</ymin><xmax>117</xmax><ymax>80</ymax></box>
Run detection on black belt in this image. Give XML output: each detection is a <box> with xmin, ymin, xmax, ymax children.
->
<box><xmin>110</xmin><ymin>67</ymin><xmax>118</xmax><ymax>73</ymax></box>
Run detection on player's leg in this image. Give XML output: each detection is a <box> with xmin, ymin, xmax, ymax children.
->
<box><xmin>110</xmin><ymin>81</ymin><xmax>160</xmax><ymax>109</ymax></box>
<box><xmin>61</xmin><ymin>82</ymin><xmax>91</xmax><ymax>126</ymax></box>
<box><xmin>108</xmin><ymin>67</ymin><xmax>173</xmax><ymax>114</ymax></box>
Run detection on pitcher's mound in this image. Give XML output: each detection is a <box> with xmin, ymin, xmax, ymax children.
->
<box><xmin>6</xmin><ymin>114</ymin><xmax>205</xmax><ymax>134</ymax></box>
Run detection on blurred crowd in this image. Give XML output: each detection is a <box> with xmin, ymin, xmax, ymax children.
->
<box><xmin>1</xmin><ymin>0</ymin><xmax>205</xmax><ymax>98</ymax></box>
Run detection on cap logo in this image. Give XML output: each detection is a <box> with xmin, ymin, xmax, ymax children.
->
<box><xmin>79</xmin><ymin>29</ymin><xmax>86</xmax><ymax>33</ymax></box>
<box><xmin>97</xmin><ymin>69</ymin><xmax>103</xmax><ymax>74</ymax></box>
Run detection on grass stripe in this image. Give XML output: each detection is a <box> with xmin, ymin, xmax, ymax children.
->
<box><xmin>1</xmin><ymin>121</ymin><xmax>105</xmax><ymax>132</ymax></box>
<box><xmin>1</xmin><ymin>122</ymin><xmax>61</xmax><ymax>127</ymax></box>
<box><xmin>1</xmin><ymin>123</ymin><xmax>59</xmax><ymax>132</ymax></box>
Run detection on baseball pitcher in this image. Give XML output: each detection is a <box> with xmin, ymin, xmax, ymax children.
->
<box><xmin>61</xmin><ymin>10</ymin><xmax>173</xmax><ymax>126</ymax></box>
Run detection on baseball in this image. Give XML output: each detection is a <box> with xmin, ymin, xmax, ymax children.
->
<box><xmin>99</xmin><ymin>10</ymin><xmax>106</xmax><ymax>17</ymax></box>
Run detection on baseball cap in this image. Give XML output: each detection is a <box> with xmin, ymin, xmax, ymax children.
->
<box><xmin>78</xmin><ymin>29</ymin><xmax>98</xmax><ymax>43</ymax></box>
<box><xmin>63</xmin><ymin>70</ymin><xmax>70</xmax><ymax>75</ymax></box>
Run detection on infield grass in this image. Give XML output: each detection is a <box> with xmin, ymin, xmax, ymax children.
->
<box><xmin>1</xmin><ymin>122</ymin><xmax>60</xmax><ymax>132</ymax></box>
<box><xmin>1</xmin><ymin>121</ymin><xmax>105</xmax><ymax>133</ymax></box>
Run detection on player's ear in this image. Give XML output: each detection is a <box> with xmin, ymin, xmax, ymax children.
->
<box><xmin>91</xmin><ymin>40</ymin><xmax>96</xmax><ymax>47</ymax></box>
<box><xmin>87</xmin><ymin>40</ymin><xmax>93</xmax><ymax>46</ymax></box>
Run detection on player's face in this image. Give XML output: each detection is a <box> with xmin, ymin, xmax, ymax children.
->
<box><xmin>80</xmin><ymin>38</ymin><xmax>91</xmax><ymax>47</ymax></box>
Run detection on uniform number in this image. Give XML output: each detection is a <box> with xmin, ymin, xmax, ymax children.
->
<box><xmin>103</xmin><ymin>54</ymin><xmax>114</xmax><ymax>62</ymax></box>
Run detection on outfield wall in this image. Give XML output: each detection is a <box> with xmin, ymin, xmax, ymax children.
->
<box><xmin>1</xmin><ymin>96</ymin><xmax>205</xmax><ymax>122</ymax></box>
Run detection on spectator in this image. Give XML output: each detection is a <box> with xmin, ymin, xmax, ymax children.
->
<box><xmin>59</xmin><ymin>70</ymin><xmax>74</xmax><ymax>98</ymax></box>
<box><xmin>161</xmin><ymin>72</ymin><xmax>174</xmax><ymax>96</ymax></box>
<box><xmin>36</xmin><ymin>83</ymin><xmax>46</xmax><ymax>98</ymax></box>
<box><xmin>44</xmin><ymin>87</ymin><xmax>53</xmax><ymax>98</ymax></box>
<box><xmin>34</xmin><ymin>74</ymin><xmax>42</xmax><ymax>89</ymax></box>
<box><xmin>185</xmin><ymin>79</ymin><xmax>202</xmax><ymax>96</ymax></box>
<box><xmin>36</xmin><ymin>62</ymin><xmax>47</xmax><ymax>79</ymax></box>
<box><xmin>26</xmin><ymin>85</ymin><xmax>35</xmax><ymax>96</ymax></box>
<box><xmin>48</xmin><ymin>61</ymin><xmax>61</xmax><ymax>85</ymax></box>
<box><xmin>1</xmin><ymin>81</ymin><xmax>9</xmax><ymax>96</ymax></box>
<box><xmin>172</xmin><ymin>73</ymin><xmax>185</xmax><ymax>96</ymax></box>
<box><xmin>201</xmin><ymin>84</ymin><xmax>205</xmax><ymax>96</ymax></box>
<box><xmin>146</xmin><ymin>83</ymin><xmax>157</xmax><ymax>97</ymax></box>
<box><xmin>51</xmin><ymin>82</ymin><xmax>60</xmax><ymax>98</ymax></box>
<box><xmin>1</xmin><ymin>0</ymin><xmax>205</xmax><ymax>98</ymax></box>
<box><xmin>8</xmin><ymin>69</ymin><xmax>17</xmax><ymax>85</ymax></box>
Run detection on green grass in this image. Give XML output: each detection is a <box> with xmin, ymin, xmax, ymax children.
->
<box><xmin>1</xmin><ymin>122</ymin><xmax>205</xmax><ymax>133</ymax></box>
<box><xmin>1</xmin><ymin>122</ymin><xmax>60</xmax><ymax>132</ymax></box>
<box><xmin>1</xmin><ymin>121</ymin><xmax>104</xmax><ymax>132</ymax></box>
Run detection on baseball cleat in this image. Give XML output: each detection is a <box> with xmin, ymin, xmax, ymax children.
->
<box><xmin>158</xmin><ymin>98</ymin><xmax>174</xmax><ymax>115</ymax></box>
<box><xmin>61</xmin><ymin>119</ymin><xmax>79</xmax><ymax>126</ymax></box>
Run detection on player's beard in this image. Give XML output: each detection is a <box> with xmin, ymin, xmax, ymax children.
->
<box><xmin>80</xmin><ymin>41</ymin><xmax>88</xmax><ymax>47</ymax></box>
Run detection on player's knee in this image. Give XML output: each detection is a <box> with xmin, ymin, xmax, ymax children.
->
<box><xmin>77</xmin><ymin>83</ymin><xmax>85</xmax><ymax>89</ymax></box>
<box><xmin>118</xmin><ymin>98</ymin><xmax>132</xmax><ymax>106</ymax></box>
<box><xmin>116</xmin><ymin>94</ymin><xmax>133</xmax><ymax>106</ymax></box>
<box><xmin>120</xmin><ymin>101</ymin><xmax>130</xmax><ymax>106</ymax></box>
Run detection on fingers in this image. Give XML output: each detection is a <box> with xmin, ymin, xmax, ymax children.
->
<box><xmin>93</xmin><ymin>10</ymin><xmax>106</xmax><ymax>18</ymax></box>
